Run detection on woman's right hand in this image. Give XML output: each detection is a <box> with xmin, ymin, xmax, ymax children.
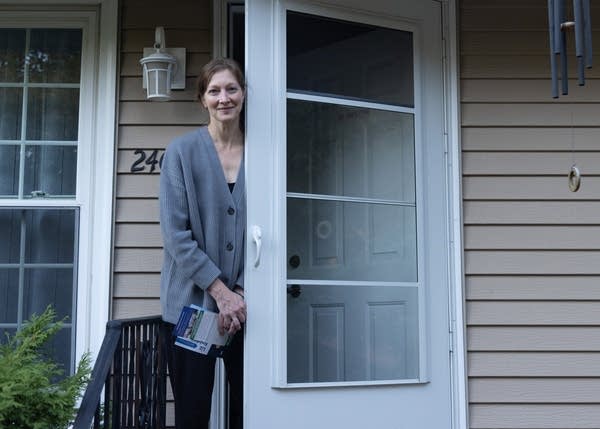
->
<box><xmin>207</xmin><ymin>279</ymin><xmax>247</xmax><ymax>335</ymax></box>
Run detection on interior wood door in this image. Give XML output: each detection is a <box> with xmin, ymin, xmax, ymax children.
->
<box><xmin>245</xmin><ymin>0</ymin><xmax>453</xmax><ymax>427</ymax></box>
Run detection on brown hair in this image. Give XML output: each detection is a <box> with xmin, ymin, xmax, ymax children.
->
<box><xmin>196</xmin><ymin>58</ymin><xmax>246</xmax><ymax>101</ymax></box>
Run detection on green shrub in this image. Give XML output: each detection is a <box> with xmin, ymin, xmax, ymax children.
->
<box><xmin>0</xmin><ymin>306</ymin><xmax>92</xmax><ymax>429</ymax></box>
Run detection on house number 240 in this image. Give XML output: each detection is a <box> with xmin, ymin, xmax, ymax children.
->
<box><xmin>130</xmin><ymin>149</ymin><xmax>164</xmax><ymax>173</ymax></box>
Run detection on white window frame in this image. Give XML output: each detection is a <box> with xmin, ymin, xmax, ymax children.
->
<box><xmin>0</xmin><ymin>0</ymin><xmax>118</xmax><ymax>365</ymax></box>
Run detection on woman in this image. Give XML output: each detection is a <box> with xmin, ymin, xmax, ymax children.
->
<box><xmin>159</xmin><ymin>58</ymin><xmax>247</xmax><ymax>429</ymax></box>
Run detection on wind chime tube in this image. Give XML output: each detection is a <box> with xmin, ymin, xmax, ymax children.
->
<box><xmin>549</xmin><ymin>0</ymin><xmax>559</xmax><ymax>98</ymax></box>
<box><xmin>561</xmin><ymin>33</ymin><xmax>569</xmax><ymax>95</ymax></box>
<box><xmin>582</xmin><ymin>0</ymin><xmax>593</xmax><ymax>67</ymax></box>
<box><xmin>555</xmin><ymin>0</ymin><xmax>569</xmax><ymax>95</ymax></box>
<box><xmin>574</xmin><ymin>0</ymin><xmax>584</xmax><ymax>57</ymax></box>
<box><xmin>573</xmin><ymin>0</ymin><xmax>585</xmax><ymax>85</ymax></box>
<box><xmin>553</xmin><ymin>0</ymin><xmax>563</xmax><ymax>53</ymax></box>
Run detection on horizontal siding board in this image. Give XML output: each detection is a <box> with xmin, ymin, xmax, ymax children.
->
<box><xmin>460</xmin><ymin>54</ymin><xmax>599</xmax><ymax>78</ymax></box>
<box><xmin>468</xmin><ymin>327</ymin><xmax>600</xmax><ymax>351</ymax></box>
<box><xmin>463</xmin><ymin>152</ymin><xmax>600</xmax><ymax>176</ymax></box>
<box><xmin>461</xmin><ymin>31</ymin><xmax>553</xmax><ymax>55</ymax></box>
<box><xmin>464</xmin><ymin>201</ymin><xmax>600</xmax><ymax>225</ymax></box>
<box><xmin>115</xmin><ymin>198</ymin><xmax>159</xmax><ymax>222</ymax></box>
<box><xmin>114</xmin><ymin>223</ymin><xmax>162</xmax><ymax>247</ymax></box>
<box><xmin>119</xmin><ymin>101</ymin><xmax>207</xmax><ymax>125</ymax></box>
<box><xmin>121</xmin><ymin>52</ymin><xmax>210</xmax><ymax>77</ymax></box>
<box><xmin>461</xmin><ymin>79</ymin><xmax>600</xmax><ymax>102</ymax></box>
<box><xmin>113</xmin><ymin>248</ymin><xmax>162</xmax><ymax>272</ymax></box>
<box><xmin>468</xmin><ymin>352</ymin><xmax>600</xmax><ymax>376</ymax></box>
<box><xmin>119</xmin><ymin>126</ymin><xmax>198</xmax><ymax>149</ymax></box>
<box><xmin>112</xmin><ymin>298</ymin><xmax>161</xmax><ymax>319</ymax></box>
<box><xmin>116</xmin><ymin>174</ymin><xmax>159</xmax><ymax>198</ymax></box>
<box><xmin>121</xmin><ymin>76</ymin><xmax>198</xmax><ymax>101</ymax></box>
<box><xmin>461</xmin><ymin>32</ymin><xmax>600</xmax><ymax>55</ymax></box>
<box><xmin>113</xmin><ymin>273</ymin><xmax>160</xmax><ymax>298</ymax></box>
<box><xmin>461</xmin><ymin>127</ymin><xmax>600</xmax><ymax>152</ymax></box>
<box><xmin>460</xmin><ymin>1</ymin><xmax>600</xmax><ymax>24</ymax></box>
<box><xmin>467</xmin><ymin>301</ymin><xmax>600</xmax><ymax>325</ymax></box>
<box><xmin>121</xmin><ymin>29</ymin><xmax>211</xmax><ymax>52</ymax></box>
<box><xmin>462</xmin><ymin>177</ymin><xmax>600</xmax><ymax>200</ymax></box>
<box><xmin>462</xmin><ymin>103</ymin><xmax>600</xmax><ymax>127</ymax></box>
<box><xmin>467</xmin><ymin>276</ymin><xmax>600</xmax><ymax>300</ymax></box>
<box><xmin>461</xmin><ymin>0</ymin><xmax>574</xmax><ymax>7</ymax></box>
<box><xmin>466</xmin><ymin>250</ymin><xmax>600</xmax><ymax>275</ymax></box>
<box><xmin>461</xmin><ymin>8</ymin><xmax>549</xmax><ymax>30</ymax></box>
<box><xmin>121</xmin><ymin>3</ymin><xmax>210</xmax><ymax>29</ymax></box>
<box><xmin>124</xmin><ymin>0</ymin><xmax>204</xmax><ymax>5</ymax></box>
<box><xmin>465</xmin><ymin>250</ymin><xmax>600</xmax><ymax>275</ymax></box>
<box><xmin>462</xmin><ymin>0</ymin><xmax>561</xmax><ymax>6</ymax></box>
<box><xmin>469</xmin><ymin>378</ymin><xmax>600</xmax><ymax>403</ymax></box>
<box><xmin>464</xmin><ymin>226</ymin><xmax>600</xmax><ymax>249</ymax></box>
<box><xmin>470</xmin><ymin>404</ymin><xmax>600</xmax><ymax>428</ymax></box>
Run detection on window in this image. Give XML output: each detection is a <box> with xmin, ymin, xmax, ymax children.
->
<box><xmin>0</xmin><ymin>4</ymin><xmax>117</xmax><ymax>372</ymax></box>
<box><xmin>0</xmin><ymin>27</ymin><xmax>83</xmax><ymax>371</ymax></box>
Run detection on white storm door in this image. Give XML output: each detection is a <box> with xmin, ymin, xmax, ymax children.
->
<box><xmin>245</xmin><ymin>1</ymin><xmax>452</xmax><ymax>428</ymax></box>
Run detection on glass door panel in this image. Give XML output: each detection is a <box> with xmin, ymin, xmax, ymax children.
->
<box><xmin>287</xmin><ymin>11</ymin><xmax>414</xmax><ymax>106</ymax></box>
<box><xmin>287</xmin><ymin>99</ymin><xmax>415</xmax><ymax>200</ymax></box>
<box><xmin>287</xmin><ymin>199</ymin><xmax>417</xmax><ymax>282</ymax></box>
<box><xmin>287</xmin><ymin>284</ymin><xmax>419</xmax><ymax>383</ymax></box>
<box><xmin>286</xmin><ymin>10</ymin><xmax>420</xmax><ymax>384</ymax></box>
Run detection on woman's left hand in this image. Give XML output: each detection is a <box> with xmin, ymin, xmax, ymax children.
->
<box><xmin>207</xmin><ymin>279</ymin><xmax>247</xmax><ymax>335</ymax></box>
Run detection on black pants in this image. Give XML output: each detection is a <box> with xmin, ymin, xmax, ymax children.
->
<box><xmin>165</xmin><ymin>323</ymin><xmax>243</xmax><ymax>429</ymax></box>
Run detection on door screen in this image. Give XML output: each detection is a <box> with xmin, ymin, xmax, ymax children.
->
<box><xmin>285</xmin><ymin>11</ymin><xmax>421</xmax><ymax>383</ymax></box>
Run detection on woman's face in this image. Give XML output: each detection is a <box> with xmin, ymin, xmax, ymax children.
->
<box><xmin>201</xmin><ymin>69</ymin><xmax>245</xmax><ymax>126</ymax></box>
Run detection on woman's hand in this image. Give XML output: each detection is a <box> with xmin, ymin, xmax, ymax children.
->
<box><xmin>233</xmin><ymin>285</ymin><xmax>244</xmax><ymax>297</ymax></box>
<box><xmin>207</xmin><ymin>279</ymin><xmax>247</xmax><ymax>335</ymax></box>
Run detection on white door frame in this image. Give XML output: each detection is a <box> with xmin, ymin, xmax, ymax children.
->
<box><xmin>440</xmin><ymin>1</ymin><xmax>468</xmax><ymax>428</ymax></box>
<box><xmin>416</xmin><ymin>1</ymin><xmax>468</xmax><ymax>427</ymax></box>
<box><xmin>244</xmin><ymin>0</ymin><xmax>467</xmax><ymax>426</ymax></box>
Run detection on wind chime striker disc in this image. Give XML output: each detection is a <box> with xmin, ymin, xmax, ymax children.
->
<box><xmin>568</xmin><ymin>164</ymin><xmax>581</xmax><ymax>192</ymax></box>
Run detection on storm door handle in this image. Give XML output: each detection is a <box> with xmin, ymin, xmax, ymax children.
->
<box><xmin>251</xmin><ymin>225</ymin><xmax>262</xmax><ymax>268</ymax></box>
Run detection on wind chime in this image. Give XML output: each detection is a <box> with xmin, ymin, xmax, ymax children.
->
<box><xmin>547</xmin><ymin>0</ymin><xmax>592</xmax><ymax>192</ymax></box>
<box><xmin>548</xmin><ymin>0</ymin><xmax>592</xmax><ymax>98</ymax></box>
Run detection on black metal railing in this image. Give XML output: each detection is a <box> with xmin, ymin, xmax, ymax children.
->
<box><xmin>73</xmin><ymin>316</ymin><xmax>168</xmax><ymax>429</ymax></box>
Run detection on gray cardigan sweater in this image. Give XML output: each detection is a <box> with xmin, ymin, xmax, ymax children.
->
<box><xmin>159</xmin><ymin>127</ymin><xmax>245</xmax><ymax>324</ymax></box>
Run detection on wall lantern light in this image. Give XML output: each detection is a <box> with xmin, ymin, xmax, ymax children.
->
<box><xmin>140</xmin><ymin>26</ymin><xmax>186</xmax><ymax>101</ymax></box>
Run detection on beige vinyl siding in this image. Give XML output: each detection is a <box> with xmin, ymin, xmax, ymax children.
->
<box><xmin>114</xmin><ymin>2</ymin><xmax>211</xmax><ymax>425</ymax></box>
<box><xmin>113</xmin><ymin>0</ymin><xmax>211</xmax><ymax>322</ymax></box>
<box><xmin>462</xmin><ymin>1</ymin><xmax>600</xmax><ymax>428</ymax></box>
